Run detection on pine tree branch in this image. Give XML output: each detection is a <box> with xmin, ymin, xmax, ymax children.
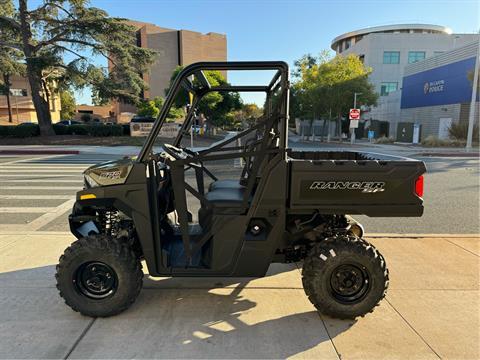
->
<box><xmin>53</xmin><ymin>44</ymin><xmax>89</xmax><ymax>62</ymax></box>
<box><xmin>0</xmin><ymin>15</ymin><xmax>21</xmax><ymax>30</ymax></box>
<box><xmin>29</xmin><ymin>1</ymin><xmax>75</xmax><ymax>19</ymax></box>
<box><xmin>0</xmin><ymin>41</ymin><xmax>23</xmax><ymax>51</ymax></box>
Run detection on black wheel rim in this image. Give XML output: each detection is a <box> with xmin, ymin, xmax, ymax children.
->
<box><xmin>329</xmin><ymin>263</ymin><xmax>370</xmax><ymax>304</ymax></box>
<box><xmin>74</xmin><ymin>262</ymin><xmax>118</xmax><ymax>299</ymax></box>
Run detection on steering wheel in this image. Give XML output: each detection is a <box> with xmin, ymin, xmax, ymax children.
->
<box><xmin>162</xmin><ymin>144</ymin><xmax>192</xmax><ymax>161</ymax></box>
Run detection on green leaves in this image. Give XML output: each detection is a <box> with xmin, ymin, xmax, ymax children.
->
<box><xmin>165</xmin><ymin>66</ymin><xmax>243</xmax><ymax>128</ymax></box>
<box><xmin>291</xmin><ymin>53</ymin><xmax>378</xmax><ymax>120</ymax></box>
<box><xmin>1</xmin><ymin>0</ymin><xmax>157</xmax><ymax>133</ymax></box>
<box><xmin>137</xmin><ymin>96</ymin><xmax>184</xmax><ymax>121</ymax></box>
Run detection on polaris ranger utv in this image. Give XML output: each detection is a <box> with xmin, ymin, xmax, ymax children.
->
<box><xmin>56</xmin><ymin>61</ymin><xmax>426</xmax><ymax>319</ymax></box>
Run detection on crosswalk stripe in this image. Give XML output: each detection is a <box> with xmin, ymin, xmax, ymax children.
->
<box><xmin>0</xmin><ymin>166</ymin><xmax>88</xmax><ymax>170</ymax></box>
<box><xmin>0</xmin><ymin>173</ymin><xmax>83</xmax><ymax>178</ymax></box>
<box><xmin>1</xmin><ymin>186</ymin><xmax>79</xmax><ymax>190</ymax></box>
<box><xmin>0</xmin><ymin>207</ymin><xmax>57</xmax><ymax>213</ymax></box>
<box><xmin>0</xmin><ymin>179</ymin><xmax>82</xmax><ymax>183</ymax></box>
<box><xmin>0</xmin><ymin>195</ymin><xmax>75</xmax><ymax>199</ymax></box>
<box><xmin>24</xmin><ymin>199</ymin><xmax>76</xmax><ymax>231</ymax></box>
<box><xmin>0</xmin><ymin>169</ymin><xmax>83</xmax><ymax>173</ymax></box>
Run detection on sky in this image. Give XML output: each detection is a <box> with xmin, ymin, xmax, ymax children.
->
<box><xmin>30</xmin><ymin>0</ymin><xmax>480</xmax><ymax>105</ymax></box>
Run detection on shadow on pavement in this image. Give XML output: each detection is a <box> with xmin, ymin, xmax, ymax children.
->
<box><xmin>0</xmin><ymin>264</ymin><xmax>354</xmax><ymax>359</ymax></box>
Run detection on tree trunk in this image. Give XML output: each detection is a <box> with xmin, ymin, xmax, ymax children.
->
<box><xmin>3</xmin><ymin>73</ymin><xmax>13</xmax><ymax>123</ymax></box>
<box><xmin>18</xmin><ymin>0</ymin><xmax>54</xmax><ymax>136</ymax></box>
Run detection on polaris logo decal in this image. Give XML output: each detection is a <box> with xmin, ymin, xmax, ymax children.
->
<box><xmin>98</xmin><ymin>170</ymin><xmax>122</xmax><ymax>179</ymax></box>
<box><xmin>309</xmin><ymin>181</ymin><xmax>385</xmax><ymax>193</ymax></box>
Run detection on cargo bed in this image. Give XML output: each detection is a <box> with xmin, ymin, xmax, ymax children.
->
<box><xmin>287</xmin><ymin>150</ymin><xmax>426</xmax><ymax>217</ymax></box>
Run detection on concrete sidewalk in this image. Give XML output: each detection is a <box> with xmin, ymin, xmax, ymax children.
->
<box><xmin>0</xmin><ymin>232</ymin><xmax>478</xmax><ymax>359</ymax></box>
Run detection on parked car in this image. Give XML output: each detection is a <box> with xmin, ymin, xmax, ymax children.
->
<box><xmin>130</xmin><ymin>116</ymin><xmax>156</xmax><ymax>123</ymax></box>
<box><xmin>58</xmin><ymin>120</ymin><xmax>82</xmax><ymax>126</ymax></box>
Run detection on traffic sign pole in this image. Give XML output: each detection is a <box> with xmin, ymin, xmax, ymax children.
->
<box><xmin>349</xmin><ymin>95</ymin><xmax>361</xmax><ymax>144</ymax></box>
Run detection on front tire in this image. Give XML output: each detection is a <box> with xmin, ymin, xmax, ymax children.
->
<box><xmin>302</xmin><ymin>235</ymin><xmax>388</xmax><ymax>319</ymax></box>
<box><xmin>56</xmin><ymin>235</ymin><xmax>143</xmax><ymax>317</ymax></box>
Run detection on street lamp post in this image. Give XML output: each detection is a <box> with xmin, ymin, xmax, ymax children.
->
<box><xmin>351</xmin><ymin>92</ymin><xmax>361</xmax><ymax>145</ymax></box>
<box><xmin>466</xmin><ymin>39</ymin><xmax>479</xmax><ymax>151</ymax></box>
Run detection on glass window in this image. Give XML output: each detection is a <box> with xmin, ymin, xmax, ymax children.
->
<box><xmin>383</xmin><ymin>51</ymin><xmax>400</xmax><ymax>64</ymax></box>
<box><xmin>408</xmin><ymin>51</ymin><xmax>426</xmax><ymax>64</ymax></box>
<box><xmin>344</xmin><ymin>39</ymin><xmax>351</xmax><ymax>50</ymax></box>
<box><xmin>380</xmin><ymin>82</ymin><xmax>398</xmax><ymax>96</ymax></box>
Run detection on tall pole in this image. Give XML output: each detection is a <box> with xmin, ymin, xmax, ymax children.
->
<box><xmin>351</xmin><ymin>92</ymin><xmax>360</xmax><ymax>145</ymax></box>
<box><xmin>466</xmin><ymin>39</ymin><xmax>480</xmax><ymax>151</ymax></box>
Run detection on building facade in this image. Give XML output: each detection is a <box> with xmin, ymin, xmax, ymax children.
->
<box><xmin>331</xmin><ymin>24</ymin><xmax>478</xmax><ymax>136</ymax></box>
<box><xmin>399</xmin><ymin>41</ymin><xmax>479</xmax><ymax>141</ymax></box>
<box><xmin>0</xmin><ymin>75</ymin><xmax>61</xmax><ymax>124</ymax></box>
<box><xmin>112</xmin><ymin>21</ymin><xmax>227</xmax><ymax>121</ymax></box>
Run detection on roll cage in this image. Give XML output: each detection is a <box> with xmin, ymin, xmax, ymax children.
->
<box><xmin>138</xmin><ymin>61</ymin><xmax>290</xmax><ymax>162</ymax></box>
<box><xmin>136</xmin><ymin>61</ymin><xmax>290</xmax><ymax>263</ymax></box>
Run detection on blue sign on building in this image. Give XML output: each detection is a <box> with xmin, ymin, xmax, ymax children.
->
<box><xmin>401</xmin><ymin>57</ymin><xmax>478</xmax><ymax>109</ymax></box>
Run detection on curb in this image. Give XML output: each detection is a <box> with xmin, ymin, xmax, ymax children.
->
<box><xmin>411</xmin><ymin>152</ymin><xmax>479</xmax><ymax>158</ymax></box>
<box><xmin>365</xmin><ymin>233</ymin><xmax>480</xmax><ymax>238</ymax></box>
<box><xmin>0</xmin><ymin>150</ymin><xmax>80</xmax><ymax>155</ymax></box>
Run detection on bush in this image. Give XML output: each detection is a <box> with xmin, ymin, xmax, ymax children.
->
<box><xmin>69</xmin><ymin>124</ymin><xmax>89</xmax><ymax>135</ymax></box>
<box><xmin>421</xmin><ymin>135</ymin><xmax>465</xmax><ymax>147</ymax></box>
<box><xmin>448</xmin><ymin>122</ymin><xmax>479</xmax><ymax>142</ymax></box>
<box><xmin>87</xmin><ymin>124</ymin><xmax>123</xmax><ymax>137</ymax></box>
<box><xmin>0</xmin><ymin>126</ymin><xmax>13</xmax><ymax>137</ymax></box>
<box><xmin>374</xmin><ymin>136</ymin><xmax>395</xmax><ymax>144</ymax></box>
<box><xmin>122</xmin><ymin>124</ymin><xmax>130</xmax><ymax>136</ymax></box>
<box><xmin>53</xmin><ymin>124</ymin><xmax>69</xmax><ymax>135</ymax></box>
<box><xmin>10</xmin><ymin>124</ymin><xmax>40</xmax><ymax>138</ymax></box>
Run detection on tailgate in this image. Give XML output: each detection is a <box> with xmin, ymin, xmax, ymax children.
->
<box><xmin>288</xmin><ymin>154</ymin><xmax>426</xmax><ymax>217</ymax></box>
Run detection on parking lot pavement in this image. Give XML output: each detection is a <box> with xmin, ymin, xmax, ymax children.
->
<box><xmin>0</xmin><ymin>231</ymin><xmax>478</xmax><ymax>359</ymax></box>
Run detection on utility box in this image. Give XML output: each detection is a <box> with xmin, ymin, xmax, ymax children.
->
<box><xmin>396</xmin><ymin>122</ymin><xmax>414</xmax><ymax>143</ymax></box>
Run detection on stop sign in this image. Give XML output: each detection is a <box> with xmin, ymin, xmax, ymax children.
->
<box><xmin>349</xmin><ymin>108</ymin><xmax>360</xmax><ymax>120</ymax></box>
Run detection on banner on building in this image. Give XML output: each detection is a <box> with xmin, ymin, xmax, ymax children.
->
<box><xmin>401</xmin><ymin>57</ymin><xmax>478</xmax><ymax>109</ymax></box>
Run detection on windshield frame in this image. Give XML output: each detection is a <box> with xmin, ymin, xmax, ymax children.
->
<box><xmin>137</xmin><ymin>61</ymin><xmax>289</xmax><ymax>162</ymax></box>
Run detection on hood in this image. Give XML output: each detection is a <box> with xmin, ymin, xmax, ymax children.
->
<box><xmin>84</xmin><ymin>157</ymin><xmax>135</xmax><ymax>187</ymax></box>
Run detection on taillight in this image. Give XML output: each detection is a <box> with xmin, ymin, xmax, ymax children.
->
<box><xmin>415</xmin><ymin>175</ymin><xmax>424</xmax><ymax>197</ymax></box>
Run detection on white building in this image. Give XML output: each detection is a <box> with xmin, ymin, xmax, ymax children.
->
<box><xmin>331</xmin><ymin>24</ymin><xmax>478</xmax><ymax>136</ymax></box>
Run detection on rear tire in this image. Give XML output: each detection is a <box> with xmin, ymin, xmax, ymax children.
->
<box><xmin>302</xmin><ymin>235</ymin><xmax>388</xmax><ymax>319</ymax></box>
<box><xmin>56</xmin><ymin>235</ymin><xmax>143</xmax><ymax>317</ymax></box>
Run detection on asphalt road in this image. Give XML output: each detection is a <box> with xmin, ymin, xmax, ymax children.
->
<box><xmin>0</xmin><ymin>152</ymin><xmax>478</xmax><ymax>234</ymax></box>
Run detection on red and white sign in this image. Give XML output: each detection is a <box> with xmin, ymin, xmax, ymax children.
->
<box><xmin>349</xmin><ymin>108</ymin><xmax>361</xmax><ymax>120</ymax></box>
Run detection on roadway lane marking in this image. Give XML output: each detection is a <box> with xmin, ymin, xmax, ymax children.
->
<box><xmin>26</xmin><ymin>199</ymin><xmax>76</xmax><ymax>231</ymax></box>
<box><xmin>0</xmin><ymin>207</ymin><xmax>57</xmax><ymax>213</ymax></box>
<box><xmin>0</xmin><ymin>174</ymin><xmax>81</xmax><ymax>177</ymax></box>
<box><xmin>0</xmin><ymin>169</ymin><xmax>83</xmax><ymax>173</ymax></box>
<box><xmin>0</xmin><ymin>179</ymin><xmax>83</xmax><ymax>183</ymax></box>
<box><xmin>0</xmin><ymin>195</ymin><xmax>75</xmax><ymax>199</ymax></box>
<box><xmin>0</xmin><ymin>155</ymin><xmax>63</xmax><ymax>165</ymax></box>
<box><xmin>0</xmin><ymin>186</ymin><xmax>79</xmax><ymax>190</ymax></box>
<box><xmin>0</xmin><ymin>166</ymin><xmax>88</xmax><ymax>170</ymax></box>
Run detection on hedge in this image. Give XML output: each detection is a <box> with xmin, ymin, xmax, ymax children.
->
<box><xmin>1</xmin><ymin>124</ymin><xmax>124</xmax><ymax>138</ymax></box>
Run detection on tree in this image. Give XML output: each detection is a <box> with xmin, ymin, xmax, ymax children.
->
<box><xmin>0</xmin><ymin>0</ymin><xmax>156</xmax><ymax>135</ymax></box>
<box><xmin>292</xmin><ymin>52</ymin><xmax>378</xmax><ymax>140</ymax></box>
<box><xmin>166</xmin><ymin>66</ymin><xmax>243</xmax><ymax>128</ymax></box>
<box><xmin>230</xmin><ymin>103</ymin><xmax>263</xmax><ymax>128</ymax></box>
<box><xmin>137</xmin><ymin>96</ymin><xmax>184</xmax><ymax>121</ymax></box>
<box><xmin>0</xmin><ymin>0</ymin><xmax>24</xmax><ymax>123</ymax></box>
<box><xmin>59</xmin><ymin>90</ymin><xmax>75</xmax><ymax>119</ymax></box>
